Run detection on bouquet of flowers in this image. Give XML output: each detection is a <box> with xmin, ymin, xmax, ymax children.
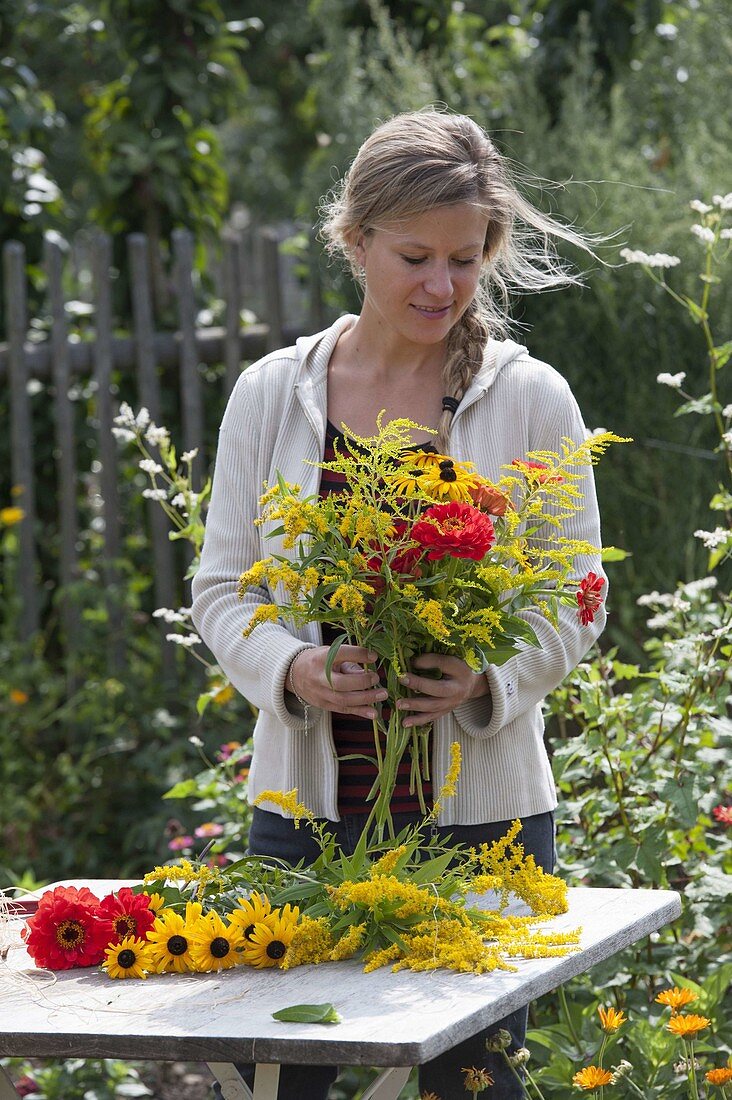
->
<box><xmin>19</xmin><ymin>766</ymin><xmax>580</xmax><ymax>981</ymax></box>
<box><xmin>238</xmin><ymin>415</ymin><xmax>625</xmax><ymax>840</ymax></box>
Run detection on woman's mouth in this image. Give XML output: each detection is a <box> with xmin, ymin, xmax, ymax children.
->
<box><xmin>411</xmin><ymin>304</ymin><xmax>452</xmax><ymax>319</ymax></box>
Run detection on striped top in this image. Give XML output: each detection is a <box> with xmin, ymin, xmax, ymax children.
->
<box><xmin>320</xmin><ymin>419</ymin><xmax>434</xmax><ymax>815</ymax></box>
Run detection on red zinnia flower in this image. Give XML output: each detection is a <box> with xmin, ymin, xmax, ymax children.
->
<box><xmin>576</xmin><ymin>572</ymin><xmax>605</xmax><ymax>625</ymax></box>
<box><xmin>364</xmin><ymin>520</ymin><xmax>424</xmax><ymax>582</ymax></box>
<box><xmin>98</xmin><ymin>887</ymin><xmax>156</xmax><ymax>944</ymax></box>
<box><xmin>511</xmin><ymin>459</ymin><xmax>564</xmax><ymax>484</ymax></box>
<box><xmin>713</xmin><ymin>805</ymin><xmax>732</xmax><ymax>826</ymax></box>
<box><xmin>411</xmin><ymin>502</ymin><xmax>496</xmax><ymax>562</ymax></box>
<box><xmin>22</xmin><ymin>885</ymin><xmax>108</xmax><ymax>970</ymax></box>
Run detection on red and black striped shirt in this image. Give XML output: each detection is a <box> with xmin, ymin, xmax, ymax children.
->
<box><xmin>320</xmin><ymin>419</ymin><xmax>434</xmax><ymax>816</ymax></box>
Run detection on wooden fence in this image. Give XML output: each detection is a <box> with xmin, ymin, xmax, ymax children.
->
<box><xmin>1</xmin><ymin>223</ymin><xmax>328</xmax><ymax>683</ymax></box>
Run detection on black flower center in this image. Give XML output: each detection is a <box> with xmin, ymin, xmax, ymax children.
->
<box><xmin>244</xmin><ymin>923</ymin><xmax>256</xmax><ymax>941</ymax></box>
<box><xmin>167</xmin><ymin>935</ymin><xmax>188</xmax><ymax>956</ymax></box>
<box><xmin>210</xmin><ymin>936</ymin><xmax>230</xmax><ymax>959</ymax></box>
<box><xmin>118</xmin><ymin>949</ymin><xmax>136</xmax><ymax>968</ymax></box>
<box><xmin>115</xmin><ymin>916</ymin><xmax>136</xmax><ymax>937</ymax></box>
<box><xmin>266</xmin><ymin>940</ymin><xmax>286</xmax><ymax>960</ymax></box>
<box><xmin>56</xmin><ymin>920</ymin><xmax>84</xmax><ymax>948</ymax></box>
<box><xmin>439</xmin><ymin>460</ymin><xmax>454</xmax><ymax>470</ymax></box>
<box><xmin>439</xmin><ymin>468</ymin><xmax>457</xmax><ymax>482</ymax></box>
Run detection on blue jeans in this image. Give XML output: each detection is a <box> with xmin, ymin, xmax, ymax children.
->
<box><xmin>214</xmin><ymin>807</ymin><xmax>556</xmax><ymax>1100</ymax></box>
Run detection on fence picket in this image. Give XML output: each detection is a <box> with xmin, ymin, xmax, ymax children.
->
<box><xmin>261</xmin><ymin>229</ymin><xmax>284</xmax><ymax>353</ymax></box>
<box><xmin>128</xmin><ymin>233</ymin><xmax>178</xmax><ymax>685</ymax></box>
<box><xmin>4</xmin><ymin>240</ymin><xmax>39</xmax><ymax>639</ymax></box>
<box><xmin>222</xmin><ymin>229</ymin><xmax>243</xmax><ymax>398</ymax></box>
<box><xmin>92</xmin><ymin>230</ymin><xmax>125</xmax><ymax>674</ymax></box>
<box><xmin>46</xmin><ymin>234</ymin><xmax>81</xmax><ymax>666</ymax></box>
<box><xmin>173</xmin><ymin>228</ymin><xmax>206</xmax><ymax>480</ymax></box>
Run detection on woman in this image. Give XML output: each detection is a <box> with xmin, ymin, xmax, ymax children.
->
<box><xmin>192</xmin><ymin>108</ymin><xmax>607</xmax><ymax>1099</ymax></box>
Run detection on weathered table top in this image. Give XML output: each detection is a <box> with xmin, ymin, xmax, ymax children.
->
<box><xmin>0</xmin><ymin>881</ymin><xmax>681</xmax><ymax>1067</ymax></box>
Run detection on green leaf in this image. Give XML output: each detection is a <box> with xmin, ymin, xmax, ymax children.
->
<box><xmin>712</xmin><ymin>340</ymin><xmax>732</xmax><ymax>369</ymax></box>
<box><xmin>272</xmin><ymin>1003</ymin><xmax>341</xmax><ymax>1024</ymax></box>
<box><xmin>324</xmin><ymin>633</ymin><xmax>349</xmax><ymax>686</ymax></box>
<box><xmin>601</xmin><ymin>545</ymin><xmax>631</xmax><ymax>561</ymax></box>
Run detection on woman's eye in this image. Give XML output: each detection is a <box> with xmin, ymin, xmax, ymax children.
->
<box><xmin>401</xmin><ymin>255</ymin><xmax>426</xmax><ymax>265</ymax></box>
<box><xmin>454</xmin><ymin>257</ymin><xmax>478</xmax><ymax>266</ymax></box>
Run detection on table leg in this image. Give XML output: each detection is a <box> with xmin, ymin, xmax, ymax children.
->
<box><xmin>207</xmin><ymin>1062</ymin><xmax>254</xmax><ymax>1100</ymax></box>
<box><xmin>253</xmin><ymin>1064</ymin><xmax>280</xmax><ymax>1099</ymax></box>
<box><xmin>361</xmin><ymin>1065</ymin><xmax>412</xmax><ymax>1100</ymax></box>
<box><xmin>0</xmin><ymin>1066</ymin><xmax>19</xmax><ymax>1099</ymax></box>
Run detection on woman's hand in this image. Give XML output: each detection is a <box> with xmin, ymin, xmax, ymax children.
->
<box><xmin>287</xmin><ymin>645</ymin><xmax>388</xmax><ymax>720</ymax></box>
<box><xmin>396</xmin><ymin>653</ymin><xmax>490</xmax><ymax>727</ymax></box>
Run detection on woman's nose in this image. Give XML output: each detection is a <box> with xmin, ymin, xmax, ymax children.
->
<box><xmin>423</xmin><ymin>262</ymin><xmax>454</xmax><ymax>298</ymax></box>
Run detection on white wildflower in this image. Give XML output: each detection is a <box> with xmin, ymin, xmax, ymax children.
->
<box><xmin>166</xmin><ymin>632</ymin><xmax>202</xmax><ymax>647</ymax></box>
<box><xmin>620</xmin><ymin>248</ymin><xmax>681</xmax><ymax>268</ymax></box>
<box><xmin>723</xmin><ymin>405</ymin><xmax>732</xmax><ymax>418</ymax></box>
<box><xmin>181</xmin><ymin>448</ymin><xmax>199</xmax><ymax>463</ymax></box>
<box><xmin>111</xmin><ymin>427</ymin><xmax>136</xmax><ymax>443</ymax></box>
<box><xmin>680</xmin><ymin>576</ymin><xmax>717</xmax><ymax>597</ymax></box>
<box><xmin>720</xmin><ymin>228</ymin><xmax>732</xmax><ymax>239</ymax></box>
<box><xmin>139</xmin><ymin>459</ymin><xmax>163</xmax><ymax>475</ymax></box>
<box><xmin>153</xmin><ymin>607</ymin><xmax>191</xmax><ymax>624</ymax></box>
<box><xmin>151</xmin><ymin>708</ymin><xmax>177</xmax><ymax>729</ymax></box>
<box><xmin>636</xmin><ymin>590</ymin><xmax>663</xmax><ymax>607</ymax></box>
<box><xmin>712</xmin><ymin>192</ymin><xmax>732</xmax><ymax>210</ymax></box>
<box><xmin>145</xmin><ymin>424</ymin><xmax>170</xmax><ymax>447</ymax></box>
<box><xmin>689</xmin><ymin>200</ymin><xmax>713</xmax><ymax>214</ymax></box>
<box><xmin>690</xmin><ymin>224</ymin><xmax>715</xmax><ymax>244</ymax></box>
<box><xmin>189</xmin><ymin>735</ymin><xmax>204</xmax><ymax>748</ymax></box>
<box><xmin>694</xmin><ymin>527</ymin><xmax>730</xmax><ymax>550</ymax></box>
<box><xmin>171</xmin><ymin>491</ymin><xmax>199</xmax><ymax>511</ymax></box>
<box><xmin>135</xmin><ymin>407</ymin><xmax>151</xmax><ymax>430</ymax></box>
<box><xmin>656</xmin><ymin>372</ymin><xmax>686</xmax><ymax>388</ymax></box>
<box><xmin>114</xmin><ymin>401</ymin><xmax>137</xmax><ymax>429</ymax></box>
<box><xmin>142</xmin><ymin>488</ymin><xmax>168</xmax><ymax>501</ymax></box>
<box><xmin>722</xmin><ymin>431</ymin><xmax>732</xmax><ymax>447</ymax></box>
<box><xmin>655</xmin><ymin>22</ymin><xmax>678</xmax><ymax>38</ymax></box>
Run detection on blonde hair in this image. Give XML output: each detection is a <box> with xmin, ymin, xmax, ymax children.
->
<box><xmin>320</xmin><ymin>108</ymin><xmax>596</xmax><ymax>451</ymax></box>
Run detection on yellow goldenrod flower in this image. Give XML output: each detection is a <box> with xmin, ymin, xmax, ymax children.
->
<box><xmin>241</xmin><ymin>603</ymin><xmax>281</xmax><ymax>637</ymax></box>
<box><xmin>655</xmin><ymin>986</ymin><xmax>697</xmax><ymax>1013</ymax></box>
<box><xmin>370</xmin><ymin>845</ymin><xmax>408</xmax><ymax>877</ymax></box>
<box><xmin>237</xmin><ymin>558</ymin><xmax>273</xmax><ymax>594</ymax></box>
<box><xmin>706</xmin><ymin>1068</ymin><xmax>732</xmax><ymax>1086</ymax></box>
<box><xmin>363</xmin><ymin>943</ymin><xmax>402</xmax><ymax>973</ymax></box>
<box><xmin>572</xmin><ymin>1066</ymin><xmax>613</xmax><ymax>1090</ymax></box>
<box><xmin>329</xmin><ymin>923</ymin><xmax>366</xmax><ymax>961</ymax></box>
<box><xmin>414</xmin><ymin>598</ymin><xmax>451</xmax><ymax>641</ymax></box>
<box><xmin>598</xmin><ymin>1005</ymin><xmax>627</xmax><ymax>1032</ymax></box>
<box><xmin>103</xmin><ymin>935</ymin><xmax>152</xmax><ymax>979</ymax></box>
<box><xmin>666</xmin><ymin>1014</ymin><xmax>710</xmax><ymax>1038</ymax></box>
<box><xmin>328</xmin><ymin>583</ymin><xmax>366</xmax><ymax>615</ymax></box>
<box><xmin>253</xmin><ymin>788</ymin><xmax>314</xmax><ymax>827</ymax></box>
<box><xmin>282</xmin><ymin>915</ymin><xmax>333</xmax><ymax>969</ymax></box>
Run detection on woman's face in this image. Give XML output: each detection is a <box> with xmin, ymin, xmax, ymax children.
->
<box><xmin>356</xmin><ymin>203</ymin><xmax>488</xmax><ymax>349</ymax></box>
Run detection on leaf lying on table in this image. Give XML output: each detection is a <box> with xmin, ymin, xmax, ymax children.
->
<box><xmin>272</xmin><ymin>1002</ymin><xmax>341</xmax><ymax>1024</ymax></box>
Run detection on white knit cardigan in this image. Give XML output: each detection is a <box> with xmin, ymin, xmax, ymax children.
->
<box><xmin>191</xmin><ymin>315</ymin><xmax>607</xmax><ymax>825</ymax></box>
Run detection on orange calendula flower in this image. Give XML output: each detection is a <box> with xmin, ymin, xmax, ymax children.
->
<box><xmin>655</xmin><ymin>986</ymin><xmax>697</xmax><ymax>1013</ymax></box>
<box><xmin>598</xmin><ymin>1005</ymin><xmax>626</xmax><ymax>1032</ymax></box>
<box><xmin>9</xmin><ymin>689</ymin><xmax>29</xmax><ymax>705</ymax></box>
<box><xmin>706</xmin><ymin>1068</ymin><xmax>732</xmax><ymax>1086</ymax></box>
<box><xmin>573</xmin><ymin>1066</ymin><xmax>613</xmax><ymax>1090</ymax></box>
<box><xmin>666</xmin><ymin>1013</ymin><xmax>711</xmax><ymax>1038</ymax></box>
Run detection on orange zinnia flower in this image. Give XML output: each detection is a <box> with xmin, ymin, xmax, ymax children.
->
<box><xmin>706</xmin><ymin>1067</ymin><xmax>732</xmax><ymax>1086</ymax></box>
<box><xmin>655</xmin><ymin>986</ymin><xmax>697</xmax><ymax>1013</ymax></box>
<box><xmin>598</xmin><ymin>1005</ymin><xmax>626</xmax><ymax>1032</ymax></box>
<box><xmin>667</xmin><ymin>1013</ymin><xmax>711</xmax><ymax>1038</ymax></box>
<box><xmin>573</xmin><ymin>1066</ymin><xmax>613</xmax><ymax>1090</ymax></box>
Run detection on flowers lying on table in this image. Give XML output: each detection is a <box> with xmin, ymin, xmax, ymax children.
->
<box><xmin>22</xmin><ymin>778</ymin><xmax>580</xmax><ymax>980</ymax></box>
<box><xmin>237</xmin><ymin>415</ymin><xmax>626</xmax><ymax>839</ymax></box>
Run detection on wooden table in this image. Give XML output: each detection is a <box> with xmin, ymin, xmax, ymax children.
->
<box><xmin>0</xmin><ymin>881</ymin><xmax>681</xmax><ymax>1100</ymax></box>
